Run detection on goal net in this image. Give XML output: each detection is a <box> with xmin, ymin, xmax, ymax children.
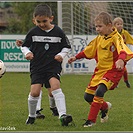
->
<box><xmin>58</xmin><ymin>1</ymin><xmax>133</xmax><ymax>74</ymax></box>
<box><xmin>60</xmin><ymin>1</ymin><xmax>133</xmax><ymax>35</ymax></box>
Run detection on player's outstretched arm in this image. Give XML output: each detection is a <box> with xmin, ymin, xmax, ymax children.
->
<box><xmin>68</xmin><ymin>57</ymin><xmax>76</xmax><ymax>64</ymax></box>
<box><xmin>16</xmin><ymin>40</ymin><xmax>23</xmax><ymax>47</ymax></box>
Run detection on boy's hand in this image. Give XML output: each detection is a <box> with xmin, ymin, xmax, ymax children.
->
<box><xmin>16</xmin><ymin>40</ymin><xmax>23</xmax><ymax>47</ymax></box>
<box><xmin>68</xmin><ymin>57</ymin><xmax>76</xmax><ymax>64</ymax></box>
<box><xmin>115</xmin><ymin>59</ymin><xmax>124</xmax><ymax>70</ymax></box>
<box><xmin>25</xmin><ymin>52</ymin><xmax>34</xmax><ymax>60</ymax></box>
<box><xmin>54</xmin><ymin>55</ymin><xmax>63</xmax><ymax>62</ymax></box>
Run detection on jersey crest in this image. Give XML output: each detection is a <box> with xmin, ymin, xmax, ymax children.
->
<box><xmin>44</xmin><ymin>43</ymin><xmax>49</xmax><ymax>50</ymax></box>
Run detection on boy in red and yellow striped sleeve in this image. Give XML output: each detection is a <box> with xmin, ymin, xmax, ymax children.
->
<box><xmin>113</xmin><ymin>17</ymin><xmax>133</xmax><ymax>88</ymax></box>
<box><xmin>68</xmin><ymin>12</ymin><xmax>133</xmax><ymax>127</ymax></box>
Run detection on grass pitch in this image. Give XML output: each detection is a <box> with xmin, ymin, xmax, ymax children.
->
<box><xmin>0</xmin><ymin>72</ymin><xmax>133</xmax><ymax>132</ymax></box>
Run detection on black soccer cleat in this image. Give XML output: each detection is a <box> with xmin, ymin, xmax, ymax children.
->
<box><xmin>82</xmin><ymin>120</ymin><xmax>95</xmax><ymax>127</ymax></box>
<box><xmin>50</xmin><ymin>107</ymin><xmax>59</xmax><ymax>116</ymax></box>
<box><xmin>60</xmin><ymin>114</ymin><xmax>73</xmax><ymax>126</ymax></box>
<box><xmin>124</xmin><ymin>81</ymin><xmax>131</xmax><ymax>88</ymax></box>
<box><xmin>36</xmin><ymin>108</ymin><xmax>45</xmax><ymax>119</ymax></box>
<box><xmin>26</xmin><ymin>117</ymin><xmax>35</xmax><ymax>124</ymax></box>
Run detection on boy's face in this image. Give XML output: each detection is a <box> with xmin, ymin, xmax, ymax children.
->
<box><xmin>114</xmin><ymin>20</ymin><xmax>123</xmax><ymax>32</ymax></box>
<box><xmin>95</xmin><ymin>20</ymin><xmax>112</xmax><ymax>36</ymax></box>
<box><xmin>33</xmin><ymin>15</ymin><xmax>54</xmax><ymax>30</ymax></box>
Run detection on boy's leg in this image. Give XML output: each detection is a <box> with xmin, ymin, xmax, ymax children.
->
<box><xmin>26</xmin><ymin>94</ymin><xmax>39</xmax><ymax>124</ymax></box>
<box><xmin>26</xmin><ymin>84</ymin><xmax>42</xmax><ymax>124</ymax></box>
<box><xmin>84</xmin><ymin>92</ymin><xmax>94</xmax><ymax>104</ymax></box>
<box><xmin>51</xmin><ymin>88</ymin><xmax>66</xmax><ymax>117</ymax></box>
<box><xmin>36</xmin><ymin>89</ymin><xmax>45</xmax><ymax>119</ymax></box>
<box><xmin>48</xmin><ymin>94</ymin><xmax>59</xmax><ymax>116</ymax></box>
<box><xmin>83</xmin><ymin>91</ymin><xmax>111</xmax><ymax>126</ymax></box>
<box><xmin>50</xmin><ymin>78</ymin><xmax>72</xmax><ymax>126</ymax></box>
<box><xmin>36</xmin><ymin>90</ymin><xmax>42</xmax><ymax>111</ymax></box>
<box><xmin>100</xmin><ymin>101</ymin><xmax>112</xmax><ymax>123</ymax></box>
<box><xmin>51</xmin><ymin>88</ymin><xmax>72</xmax><ymax>126</ymax></box>
<box><xmin>123</xmin><ymin>67</ymin><xmax>130</xmax><ymax>88</ymax></box>
<box><xmin>83</xmin><ymin>84</ymin><xmax>107</xmax><ymax>127</ymax></box>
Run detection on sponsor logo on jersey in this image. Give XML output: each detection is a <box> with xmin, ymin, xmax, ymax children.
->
<box><xmin>44</xmin><ymin>43</ymin><xmax>49</xmax><ymax>50</ymax></box>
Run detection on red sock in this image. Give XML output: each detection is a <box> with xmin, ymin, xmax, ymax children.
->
<box><xmin>100</xmin><ymin>101</ymin><xmax>108</xmax><ymax>111</ymax></box>
<box><xmin>88</xmin><ymin>96</ymin><xmax>103</xmax><ymax>123</ymax></box>
<box><xmin>123</xmin><ymin>67</ymin><xmax>128</xmax><ymax>81</ymax></box>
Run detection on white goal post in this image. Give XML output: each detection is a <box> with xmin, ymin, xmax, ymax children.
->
<box><xmin>58</xmin><ymin>1</ymin><xmax>133</xmax><ymax>74</ymax></box>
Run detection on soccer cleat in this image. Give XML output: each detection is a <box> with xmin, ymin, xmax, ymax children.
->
<box><xmin>60</xmin><ymin>114</ymin><xmax>73</xmax><ymax>126</ymax></box>
<box><xmin>116</xmin><ymin>85</ymin><xmax>118</xmax><ymax>88</ymax></box>
<box><xmin>26</xmin><ymin>117</ymin><xmax>35</xmax><ymax>124</ymax></box>
<box><xmin>36</xmin><ymin>108</ymin><xmax>45</xmax><ymax>119</ymax></box>
<box><xmin>50</xmin><ymin>107</ymin><xmax>59</xmax><ymax>116</ymax></box>
<box><xmin>124</xmin><ymin>81</ymin><xmax>130</xmax><ymax>88</ymax></box>
<box><xmin>82</xmin><ymin>120</ymin><xmax>95</xmax><ymax>127</ymax></box>
<box><xmin>100</xmin><ymin>102</ymin><xmax>112</xmax><ymax>123</ymax></box>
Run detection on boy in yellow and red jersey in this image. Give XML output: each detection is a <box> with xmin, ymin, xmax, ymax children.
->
<box><xmin>113</xmin><ymin>17</ymin><xmax>133</xmax><ymax>88</ymax></box>
<box><xmin>68</xmin><ymin>12</ymin><xmax>133</xmax><ymax>127</ymax></box>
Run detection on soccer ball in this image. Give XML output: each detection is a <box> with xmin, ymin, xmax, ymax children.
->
<box><xmin>0</xmin><ymin>60</ymin><xmax>6</xmax><ymax>78</ymax></box>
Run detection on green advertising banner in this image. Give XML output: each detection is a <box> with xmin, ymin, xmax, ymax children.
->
<box><xmin>0</xmin><ymin>40</ymin><xmax>28</xmax><ymax>62</ymax></box>
<box><xmin>0</xmin><ymin>39</ymin><xmax>30</xmax><ymax>72</ymax></box>
<box><xmin>0</xmin><ymin>35</ymin><xmax>133</xmax><ymax>73</ymax></box>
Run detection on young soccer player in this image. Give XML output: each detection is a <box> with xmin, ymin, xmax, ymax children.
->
<box><xmin>68</xmin><ymin>12</ymin><xmax>133</xmax><ymax>127</ymax></box>
<box><xmin>16</xmin><ymin>40</ymin><xmax>45</xmax><ymax>119</ymax></box>
<box><xmin>19</xmin><ymin>4</ymin><xmax>73</xmax><ymax>126</ymax></box>
<box><xmin>113</xmin><ymin>17</ymin><xmax>133</xmax><ymax>88</ymax></box>
<box><xmin>16</xmin><ymin>41</ymin><xmax>59</xmax><ymax>118</ymax></box>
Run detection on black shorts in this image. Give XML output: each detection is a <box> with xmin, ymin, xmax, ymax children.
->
<box><xmin>30</xmin><ymin>72</ymin><xmax>61</xmax><ymax>88</ymax></box>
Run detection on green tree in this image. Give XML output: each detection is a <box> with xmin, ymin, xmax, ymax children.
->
<box><xmin>2</xmin><ymin>2</ymin><xmax>57</xmax><ymax>34</ymax></box>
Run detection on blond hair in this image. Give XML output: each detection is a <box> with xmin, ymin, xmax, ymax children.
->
<box><xmin>94</xmin><ymin>11</ymin><xmax>112</xmax><ymax>25</ymax></box>
<box><xmin>113</xmin><ymin>17</ymin><xmax>123</xmax><ymax>25</ymax></box>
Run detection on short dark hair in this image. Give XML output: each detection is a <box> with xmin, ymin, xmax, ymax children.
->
<box><xmin>33</xmin><ymin>4</ymin><xmax>52</xmax><ymax>17</ymax></box>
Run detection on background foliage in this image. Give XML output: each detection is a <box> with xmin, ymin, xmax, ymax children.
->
<box><xmin>0</xmin><ymin>2</ymin><xmax>57</xmax><ymax>34</ymax></box>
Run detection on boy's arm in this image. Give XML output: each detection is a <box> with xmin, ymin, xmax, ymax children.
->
<box><xmin>21</xmin><ymin>46</ymin><xmax>31</xmax><ymax>56</ymax></box>
<box><xmin>116</xmin><ymin>51</ymin><xmax>126</xmax><ymax>70</ymax></box>
<box><xmin>56</xmin><ymin>48</ymin><xmax>70</xmax><ymax>58</ymax></box>
<box><xmin>16</xmin><ymin>40</ymin><xmax>23</xmax><ymax>47</ymax></box>
<box><xmin>21</xmin><ymin>46</ymin><xmax>33</xmax><ymax>60</ymax></box>
<box><xmin>55</xmin><ymin>48</ymin><xmax>70</xmax><ymax>62</ymax></box>
<box><xmin>75</xmin><ymin>51</ymin><xmax>87</xmax><ymax>59</ymax></box>
<box><xmin>68</xmin><ymin>50</ymin><xmax>87</xmax><ymax>64</ymax></box>
<box><xmin>115</xmin><ymin>59</ymin><xmax>125</xmax><ymax>70</ymax></box>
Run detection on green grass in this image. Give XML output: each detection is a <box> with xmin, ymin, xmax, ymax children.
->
<box><xmin>0</xmin><ymin>72</ymin><xmax>133</xmax><ymax>132</ymax></box>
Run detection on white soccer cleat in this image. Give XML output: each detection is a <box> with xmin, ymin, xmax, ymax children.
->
<box><xmin>100</xmin><ymin>102</ymin><xmax>112</xmax><ymax>123</ymax></box>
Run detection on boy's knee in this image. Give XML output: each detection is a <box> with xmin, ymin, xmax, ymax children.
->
<box><xmin>28</xmin><ymin>94</ymin><xmax>39</xmax><ymax>101</ymax></box>
<box><xmin>84</xmin><ymin>93</ymin><xmax>94</xmax><ymax>103</ymax></box>
<box><xmin>30</xmin><ymin>91</ymin><xmax>40</xmax><ymax>97</ymax></box>
<box><xmin>95</xmin><ymin>83</ymin><xmax>107</xmax><ymax>97</ymax></box>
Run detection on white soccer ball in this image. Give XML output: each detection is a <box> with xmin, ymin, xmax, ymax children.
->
<box><xmin>0</xmin><ymin>60</ymin><xmax>6</xmax><ymax>78</ymax></box>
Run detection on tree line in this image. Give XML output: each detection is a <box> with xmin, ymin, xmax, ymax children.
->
<box><xmin>0</xmin><ymin>2</ymin><xmax>57</xmax><ymax>34</ymax></box>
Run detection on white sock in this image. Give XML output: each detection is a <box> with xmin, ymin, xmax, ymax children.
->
<box><xmin>51</xmin><ymin>88</ymin><xmax>66</xmax><ymax>118</ymax></box>
<box><xmin>36</xmin><ymin>90</ymin><xmax>42</xmax><ymax>111</ymax></box>
<box><xmin>48</xmin><ymin>95</ymin><xmax>56</xmax><ymax>108</ymax></box>
<box><xmin>28</xmin><ymin>94</ymin><xmax>39</xmax><ymax>117</ymax></box>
